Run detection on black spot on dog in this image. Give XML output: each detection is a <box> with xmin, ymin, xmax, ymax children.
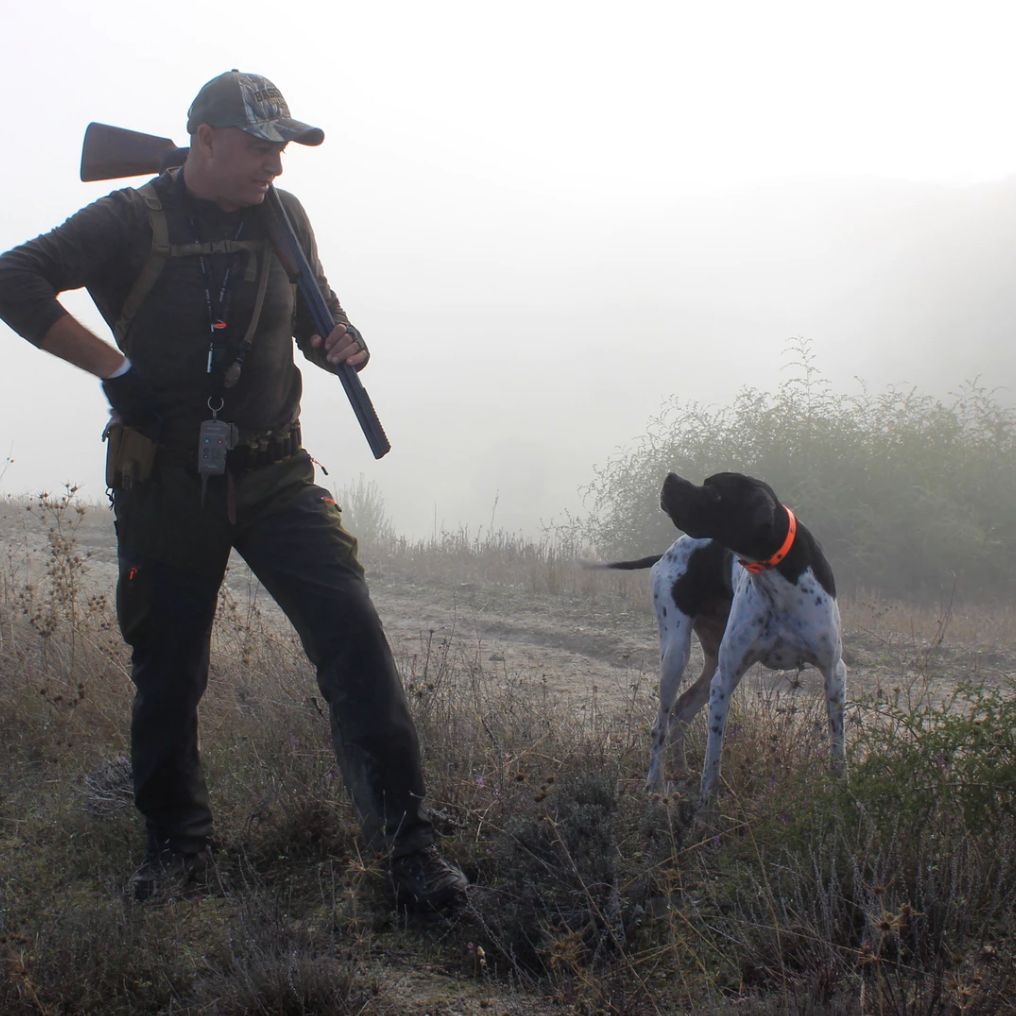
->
<box><xmin>672</xmin><ymin>540</ymin><xmax>733</xmax><ymax>616</ymax></box>
<box><xmin>815</xmin><ymin>596</ymin><xmax>823</xmax><ymax>605</ymax></box>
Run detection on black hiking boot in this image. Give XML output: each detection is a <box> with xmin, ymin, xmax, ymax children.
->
<box><xmin>127</xmin><ymin>845</ymin><xmax>213</xmax><ymax>902</ymax></box>
<box><xmin>390</xmin><ymin>845</ymin><xmax>468</xmax><ymax>914</ymax></box>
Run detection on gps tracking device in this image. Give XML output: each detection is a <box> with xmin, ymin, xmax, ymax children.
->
<box><xmin>197</xmin><ymin>417</ymin><xmax>238</xmax><ymax>477</ymax></box>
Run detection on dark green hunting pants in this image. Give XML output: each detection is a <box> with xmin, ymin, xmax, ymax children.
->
<box><xmin>113</xmin><ymin>451</ymin><xmax>433</xmax><ymax>859</ymax></box>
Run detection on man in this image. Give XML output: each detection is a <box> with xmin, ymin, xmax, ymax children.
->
<box><xmin>0</xmin><ymin>70</ymin><xmax>467</xmax><ymax>912</ymax></box>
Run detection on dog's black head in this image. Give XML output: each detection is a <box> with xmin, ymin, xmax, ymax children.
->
<box><xmin>660</xmin><ymin>471</ymin><xmax>784</xmax><ymax>558</ymax></box>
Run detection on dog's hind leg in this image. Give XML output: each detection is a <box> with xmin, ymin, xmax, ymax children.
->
<box><xmin>666</xmin><ymin>653</ymin><xmax>716</xmax><ymax>773</ymax></box>
<box><xmin>646</xmin><ymin>614</ymin><xmax>693</xmax><ymax>793</ymax></box>
<box><xmin>823</xmin><ymin>657</ymin><xmax>847</xmax><ymax>775</ymax></box>
<box><xmin>666</xmin><ymin>614</ymin><xmax>724</xmax><ymax>773</ymax></box>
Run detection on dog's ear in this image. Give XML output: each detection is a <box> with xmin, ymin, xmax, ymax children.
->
<box><xmin>749</xmin><ymin>499</ymin><xmax>780</xmax><ymax>548</ymax></box>
<box><xmin>698</xmin><ymin>476</ymin><xmax>723</xmax><ymax>506</ymax></box>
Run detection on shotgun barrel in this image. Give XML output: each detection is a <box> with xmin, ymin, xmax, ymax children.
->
<box><xmin>264</xmin><ymin>188</ymin><xmax>390</xmax><ymax>458</ymax></box>
<box><xmin>79</xmin><ymin>122</ymin><xmax>391</xmax><ymax>459</ymax></box>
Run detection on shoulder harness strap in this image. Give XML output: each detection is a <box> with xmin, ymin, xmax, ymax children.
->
<box><xmin>114</xmin><ymin>182</ymin><xmax>168</xmax><ymax>349</ymax></box>
<box><xmin>114</xmin><ymin>180</ymin><xmax>269</xmax><ymax>352</ymax></box>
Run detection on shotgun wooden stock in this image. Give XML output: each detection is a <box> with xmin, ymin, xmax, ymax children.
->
<box><xmin>79</xmin><ymin>122</ymin><xmax>391</xmax><ymax>459</ymax></box>
<box><xmin>81</xmin><ymin>123</ymin><xmax>184</xmax><ymax>181</ymax></box>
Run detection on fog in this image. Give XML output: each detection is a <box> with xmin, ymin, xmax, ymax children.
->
<box><xmin>3</xmin><ymin>1</ymin><xmax>1015</xmax><ymax>538</ymax></box>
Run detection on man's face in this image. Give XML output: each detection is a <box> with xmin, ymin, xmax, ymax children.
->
<box><xmin>203</xmin><ymin>127</ymin><xmax>287</xmax><ymax>211</ymax></box>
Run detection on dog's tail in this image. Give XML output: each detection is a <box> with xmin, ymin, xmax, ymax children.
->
<box><xmin>580</xmin><ymin>554</ymin><xmax>663</xmax><ymax>571</ymax></box>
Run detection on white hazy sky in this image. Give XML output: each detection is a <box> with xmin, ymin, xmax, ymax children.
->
<box><xmin>3</xmin><ymin>0</ymin><xmax>1016</xmax><ymax>537</ymax></box>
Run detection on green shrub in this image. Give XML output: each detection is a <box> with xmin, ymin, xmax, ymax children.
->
<box><xmin>848</xmin><ymin>680</ymin><xmax>1016</xmax><ymax>830</ymax></box>
<box><xmin>581</xmin><ymin>338</ymin><xmax>1016</xmax><ymax>600</ymax></box>
<box><xmin>694</xmin><ymin>679</ymin><xmax>1016</xmax><ymax>1011</ymax></box>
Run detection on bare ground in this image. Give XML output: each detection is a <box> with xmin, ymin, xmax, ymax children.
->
<box><xmin>4</xmin><ymin>494</ymin><xmax>1014</xmax><ymax>718</ymax></box>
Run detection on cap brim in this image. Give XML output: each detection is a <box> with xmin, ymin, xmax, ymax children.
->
<box><xmin>243</xmin><ymin>118</ymin><xmax>324</xmax><ymax>146</ymax></box>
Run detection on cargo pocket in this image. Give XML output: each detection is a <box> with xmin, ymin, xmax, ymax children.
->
<box><xmin>317</xmin><ymin>494</ymin><xmax>364</xmax><ymax>577</ymax></box>
<box><xmin>116</xmin><ymin>557</ymin><xmax>155</xmax><ymax>646</ymax></box>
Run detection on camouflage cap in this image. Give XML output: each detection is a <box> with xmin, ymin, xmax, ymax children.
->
<box><xmin>187</xmin><ymin>70</ymin><xmax>324</xmax><ymax>146</ymax></box>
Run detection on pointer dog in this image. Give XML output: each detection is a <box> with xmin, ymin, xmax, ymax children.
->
<box><xmin>593</xmin><ymin>472</ymin><xmax>846</xmax><ymax>806</ymax></box>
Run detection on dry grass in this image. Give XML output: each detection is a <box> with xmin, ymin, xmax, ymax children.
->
<box><xmin>1</xmin><ymin>493</ymin><xmax>1014</xmax><ymax>1015</ymax></box>
<box><xmin>842</xmin><ymin>588</ymin><xmax>1016</xmax><ymax>652</ymax></box>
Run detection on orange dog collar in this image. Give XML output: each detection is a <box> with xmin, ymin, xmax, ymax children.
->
<box><xmin>739</xmin><ymin>506</ymin><xmax>797</xmax><ymax>574</ymax></box>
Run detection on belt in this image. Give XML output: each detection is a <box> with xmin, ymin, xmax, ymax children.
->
<box><xmin>156</xmin><ymin>423</ymin><xmax>302</xmax><ymax>472</ymax></box>
<box><xmin>229</xmin><ymin>423</ymin><xmax>303</xmax><ymax>471</ymax></box>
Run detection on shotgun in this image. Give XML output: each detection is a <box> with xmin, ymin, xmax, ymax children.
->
<box><xmin>80</xmin><ymin>122</ymin><xmax>391</xmax><ymax>459</ymax></box>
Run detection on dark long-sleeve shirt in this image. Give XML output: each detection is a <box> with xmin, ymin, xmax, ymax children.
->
<box><xmin>0</xmin><ymin>169</ymin><xmax>350</xmax><ymax>450</ymax></box>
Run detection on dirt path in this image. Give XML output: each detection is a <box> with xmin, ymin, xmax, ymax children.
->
<box><xmin>371</xmin><ymin>575</ymin><xmax>661</xmax><ymax>707</ymax></box>
<box><xmin>4</xmin><ymin>496</ymin><xmax>1014</xmax><ymax>716</ymax></box>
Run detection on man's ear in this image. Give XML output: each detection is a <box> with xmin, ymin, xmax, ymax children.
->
<box><xmin>192</xmin><ymin>124</ymin><xmax>215</xmax><ymax>158</ymax></box>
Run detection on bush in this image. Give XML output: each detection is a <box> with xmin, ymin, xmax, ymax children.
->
<box><xmin>581</xmin><ymin>338</ymin><xmax>1016</xmax><ymax>600</ymax></box>
<box><xmin>333</xmin><ymin>474</ymin><xmax>396</xmax><ymax>550</ymax></box>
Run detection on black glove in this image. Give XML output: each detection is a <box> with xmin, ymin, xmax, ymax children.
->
<box><xmin>101</xmin><ymin>366</ymin><xmax>157</xmax><ymax>425</ymax></box>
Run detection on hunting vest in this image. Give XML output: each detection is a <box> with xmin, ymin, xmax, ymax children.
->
<box><xmin>114</xmin><ymin>180</ymin><xmax>273</xmax><ymax>355</ymax></box>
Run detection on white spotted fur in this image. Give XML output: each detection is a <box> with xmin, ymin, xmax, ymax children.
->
<box><xmin>646</xmin><ymin>537</ymin><xmax>846</xmax><ymax>806</ymax></box>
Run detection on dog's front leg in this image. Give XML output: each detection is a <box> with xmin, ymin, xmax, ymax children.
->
<box><xmin>698</xmin><ymin>665</ymin><xmax>736</xmax><ymax>808</ymax></box>
<box><xmin>698</xmin><ymin>610</ymin><xmax>760</xmax><ymax>808</ymax></box>
<box><xmin>824</xmin><ymin>656</ymin><xmax>848</xmax><ymax>775</ymax></box>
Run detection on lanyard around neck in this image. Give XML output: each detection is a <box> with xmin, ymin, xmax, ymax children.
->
<box><xmin>178</xmin><ymin>174</ymin><xmax>250</xmax><ymax>394</ymax></box>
